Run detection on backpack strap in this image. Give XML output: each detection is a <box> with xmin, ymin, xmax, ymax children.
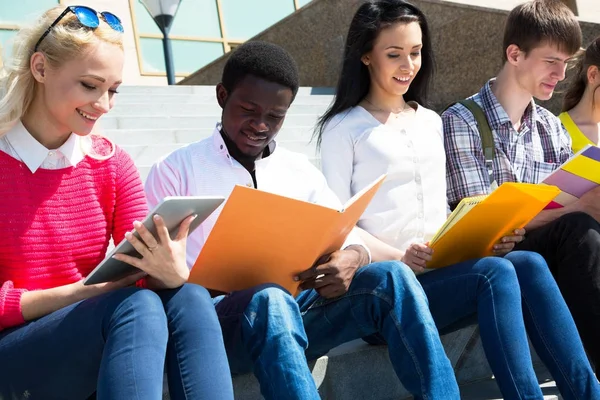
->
<box><xmin>452</xmin><ymin>99</ymin><xmax>495</xmax><ymax>185</ymax></box>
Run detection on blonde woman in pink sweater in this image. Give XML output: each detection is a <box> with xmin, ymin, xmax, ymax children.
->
<box><xmin>0</xmin><ymin>6</ymin><xmax>233</xmax><ymax>400</ymax></box>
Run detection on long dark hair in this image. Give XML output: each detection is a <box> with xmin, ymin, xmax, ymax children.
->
<box><xmin>563</xmin><ymin>37</ymin><xmax>600</xmax><ymax>112</ymax></box>
<box><xmin>314</xmin><ymin>0</ymin><xmax>435</xmax><ymax>146</ymax></box>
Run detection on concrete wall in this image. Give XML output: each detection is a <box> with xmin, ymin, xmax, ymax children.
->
<box><xmin>180</xmin><ymin>0</ymin><xmax>600</xmax><ymax>114</ymax></box>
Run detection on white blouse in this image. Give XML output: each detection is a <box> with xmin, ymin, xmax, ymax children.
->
<box><xmin>320</xmin><ymin>104</ymin><xmax>448</xmax><ymax>252</ymax></box>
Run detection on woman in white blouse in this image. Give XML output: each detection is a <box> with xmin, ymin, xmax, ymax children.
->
<box><xmin>316</xmin><ymin>1</ymin><xmax>600</xmax><ymax>399</ymax></box>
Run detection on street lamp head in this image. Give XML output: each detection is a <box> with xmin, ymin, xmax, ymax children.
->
<box><xmin>139</xmin><ymin>0</ymin><xmax>181</xmax><ymax>33</ymax></box>
<box><xmin>139</xmin><ymin>0</ymin><xmax>181</xmax><ymax>85</ymax></box>
<box><xmin>139</xmin><ymin>0</ymin><xmax>181</xmax><ymax>18</ymax></box>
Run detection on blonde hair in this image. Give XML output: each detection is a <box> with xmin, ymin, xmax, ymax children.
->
<box><xmin>0</xmin><ymin>6</ymin><xmax>123</xmax><ymax>158</ymax></box>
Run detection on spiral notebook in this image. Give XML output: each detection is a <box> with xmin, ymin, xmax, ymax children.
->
<box><xmin>428</xmin><ymin>183</ymin><xmax>560</xmax><ymax>268</ymax></box>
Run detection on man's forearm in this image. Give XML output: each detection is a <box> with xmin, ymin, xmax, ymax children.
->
<box><xmin>344</xmin><ymin>244</ymin><xmax>371</xmax><ymax>268</ymax></box>
<box><xmin>354</xmin><ymin>227</ymin><xmax>403</xmax><ymax>262</ymax></box>
<box><xmin>526</xmin><ymin>203</ymin><xmax>580</xmax><ymax>230</ymax></box>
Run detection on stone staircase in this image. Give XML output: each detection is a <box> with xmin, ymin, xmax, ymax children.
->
<box><xmin>104</xmin><ymin>85</ymin><xmax>328</xmax><ymax>181</ymax></box>
<box><xmin>106</xmin><ymin>85</ymin><xmax>560</xmax><ymax>400</ymax></box>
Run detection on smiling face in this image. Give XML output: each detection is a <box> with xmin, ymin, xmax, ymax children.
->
<box><xmin>511</xmin><ymin>42</ymin><xmax>573</xmax><ymax>101</ymax></box>
<box><xmin>362</xmin><ymin>21</ymin><xmax>423</xmax><ymax>99</ymax></box>
<box><xmin>33</xmin><ymin>39</ymin><xmax>123</xmax><ymax>137</ymax></box>
<box><xmin>217</xmin><ymin>74</ymin><xmax>293</xmax><ymax>160</ymax></box>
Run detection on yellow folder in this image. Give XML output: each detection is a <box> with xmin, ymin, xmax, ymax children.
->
<box><xmin>189</xmin><ymin>175</ymin><xmax>386</xmax><ymax>294</ymax></box>
<box><xmin>428</xmin><ymin>183</ymin><xmax>560</xmax><ymax>268</ymax></box>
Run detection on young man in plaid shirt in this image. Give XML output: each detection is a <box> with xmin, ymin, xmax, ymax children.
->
<box><xmin>443</xmin><ymin>0</ymin><xmax>599</xmax><ymax>374</ymax></box>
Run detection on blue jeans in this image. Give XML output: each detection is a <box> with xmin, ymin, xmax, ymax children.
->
<box><xmin>214</xmin><ymin>260</ymin><xmax>460</xmax><ymax>400</ymax></box>
<box><xmin>0</xmin><ymin>284</ymin><xmax>234</xmax><ymax>400</ymax></box>
<box><xmin>417</xmin><ymin>251</ymin><xmax>600</xmax><ymax>400</ymax></box>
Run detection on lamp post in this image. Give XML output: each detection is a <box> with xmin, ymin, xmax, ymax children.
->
<box><xmin>139</xmin><ymin>0</ymin><xmax>182</xmax><ymax>85</ymax></box>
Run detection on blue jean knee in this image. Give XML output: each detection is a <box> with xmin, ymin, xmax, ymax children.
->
<box><xmin>159</xmin><ymin>283</ymin><xmax>214</xmax><ymax>314</ymax></box>
<box><xmin>105</xmin><ymin>287</ymin><xmax>168</xmax><ymax>334</ymax></box>
<box><xmin>349</xmin><ymin>260</ymin><xmax>428</xmax><ymax>303</ymax></box>
<box><xmin>243</xmin><ymin>283</ymin><xmax>301</xmax><ymax>331</ymax></box>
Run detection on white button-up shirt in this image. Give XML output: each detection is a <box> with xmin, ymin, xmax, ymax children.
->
<box><xmin>320</xmin><ymin>105</ymin><xmax>449</xmax><ymax>253</ymax></box>
<box><xmin>145</xmin><ymin>125</ymin><xmax>368</xmax><ymax>269</ymax></box>
<box><xmin>0</xmin><ymin>121</ymin><xmax>85</xmax><ymax>173</ymax></box>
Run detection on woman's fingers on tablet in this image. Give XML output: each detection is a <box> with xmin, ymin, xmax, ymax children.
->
<box><xmin>112</xmin><ymin>252</ymin><xmax>144</xmax><ymax>270</ymax></box>
<box><xmin>175</xmin><ymin>214</ymin><xmax>197</xmax><ymax>241</ymax></box>
<box><xmin>132</xmin><ymin>220</ymin><xmax>159</xmax><ymax>250</ymax></box>
<box><xmin>125</xmin><ymin>228</ymin><xmax>154</xmax><ymax>258</ymax></box>
<box><xmin>153</xmin><ymin>215</ymin><xmax>171</xmax><ymax>245</ymax></box>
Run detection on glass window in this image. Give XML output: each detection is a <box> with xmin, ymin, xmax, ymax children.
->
<box><xmin>135</xmin><ymin>0</ymin><xmax>222</xmax><ymax>38</ymax></box>
<box><xmin>140</xmin><ymin>38</ymin><xmax>224</xmax><ymax>74</ymax></box>
<box><xmin>0</xmin><ymin>0</ymin><xmax>59</xmax><ymax>25</ymax></box>
<box><xmin>297</xmin><ymin>0</ymin><xmax>313</xmax><ymax>8</ymax></box>
<box><xmin>221</xmin><ymin>0</ymin><xmax>295</xmax><ymax>39</ymax></box>
<box><xmin>0</xmin><ymin>30</ymin><xmax>18</xmax><ymax>62</ymax></box>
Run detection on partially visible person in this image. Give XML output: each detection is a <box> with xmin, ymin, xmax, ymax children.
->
<box><xmin>317</xmin><ymin>1</ymin><xmax>600</xmax><ymax>397</ymax></box>
<box><xmin>560</xmin><ymin>36</ymin><xmax>600</xmax><ymax>152</ymax></box>
<box><xmin>145</xmin><ymin>40</ymin><xmax>461</xmax><ymax>400</ymax></box>
<box><xmin>443</xmin><ymin>0</ymin><xmax>600</xmax><ymax>375</ymax></box>
<box><xmin>0</xmin><ymin>6</ymin><xmax>233</xmax><ymax>399</ymax></box>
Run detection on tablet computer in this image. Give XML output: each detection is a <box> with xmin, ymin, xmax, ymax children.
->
<box><xmin>84</xmin><ymin>196</ymin><xmax>225</xmax><ymax>285</ymax></box>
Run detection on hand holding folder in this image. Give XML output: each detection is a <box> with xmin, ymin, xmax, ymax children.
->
<box><xmin>428</xmin><ymin>183</ymin><xmax>560</xmax><ymax>268</ymax></box>
<box><xmin>189</xmin><ymin>175</ymin><xmax>385</xmax><ymax>294</ymax></box>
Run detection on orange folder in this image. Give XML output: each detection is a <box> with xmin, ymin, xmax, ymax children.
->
<box><xmin>428</xmin><ymin>183</ymin><xmax>560</xmax><ymax>268</ymax></box>
<box><xmin>189</xmin><ymin>175</ymin><xmax>386</xmax><ymax>294</ymax></box>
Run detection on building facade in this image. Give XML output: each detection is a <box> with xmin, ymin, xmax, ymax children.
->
<box><xmin>0</xmin><ymin>0</ymin><xmax>313</xmax><ymax>85</ymax></box>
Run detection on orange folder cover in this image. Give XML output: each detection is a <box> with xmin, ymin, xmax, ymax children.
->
<box><xmin>189</xmin><ymin>175</ymin><xmax>386</xmax><ymax>294</ymax></box>
<box><xmin>427</xmin><ymin>183</ymin><xmax>560</xmax><ymax>268</ymax></box>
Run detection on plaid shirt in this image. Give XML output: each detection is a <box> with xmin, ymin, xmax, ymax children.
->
<box><xmin>442</xmin><ymin>79</ymin><xmax>572</xmax><ymax>208</ymax></box>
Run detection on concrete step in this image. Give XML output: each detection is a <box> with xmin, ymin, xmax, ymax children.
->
<box><xmin>162</xmin><ymin>334</ymin><xmax>560</xmax><ymax>400</ymax></box>
<box><xmin>102</xmin><ymin>127</ymin><xmax>314</xmax><ymax>146</ymax></box>
<box><xmin>121</xmin><ymin>140</ymin><xmax>318</xmax><ymax>166</ymax></box>
<box><xmin>119</xmin><ymin>85</ymin><xmax>335</xmax><ymax>96</ymax></box>
<box><xmin>109</xmin><ymin>103</ymin><xmax>330</xmax><ymax>116</ymax></box>
<box><xmin>104</xmin><ymin>128</ymin><xmax>212</xmax><ymax>145</ymax></box>
<box><xmin>100</xmin><ymin>114</ymin><xmax>320</xmax><ymax>130</ymax></box>
<box><xmin>460</xmin><ymin>373</ymin><xmax>560</xmax><ymax>400</ymax></box>
<box><xmin>119</xmin><ymin>85</ymin><xmax>207</xmax><ymax>95</ymax></box>
<box><xmin>115</xmin><ymin>93</ymin><xmax>335</xmax><ymax>105</ymax></box>
<box><xmin>134</xmin><ymin>157</ymin><xmax>321</xmax><ymax>183</ymax></box>
<box><xmin>104</xmin><ymin>127</ymin><xmax>316</xmax><ymax>145</ymax></box>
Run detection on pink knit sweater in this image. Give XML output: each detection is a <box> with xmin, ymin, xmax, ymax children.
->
<box><xmin>0</xmin><ymin>138</ymin><xmax>148</xmax><ymax>331</ymax></box>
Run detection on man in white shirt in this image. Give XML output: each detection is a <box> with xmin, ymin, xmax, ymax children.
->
<box><xmin>145</xmin><ymin>41</ymin><xmax>459</xmax><ymax>399</ymax></box>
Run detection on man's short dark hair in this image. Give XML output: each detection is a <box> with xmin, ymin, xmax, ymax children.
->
<box><xmin>503</xmin><ymin>0</ymin><xmax>581</xmax><ymax>61</ymax></box>
<box><xmin>221</xmin><ymin>41</ymin><xmax>299</xmax><ymax>99</ymax></box>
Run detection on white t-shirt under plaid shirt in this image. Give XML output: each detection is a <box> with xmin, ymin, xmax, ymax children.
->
<box><xmin>442</xmin><ymin>78</ymin><xmax>572</xmax><ymax>209</ymax></box>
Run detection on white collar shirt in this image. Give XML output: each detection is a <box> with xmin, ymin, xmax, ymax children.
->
<box><xmin>145</xmin><ymin>124</ymin><xmax>369</xmax><ymax>268</ymax></box>
<box><xmin>1</xmin><ymin>121</ymin><xmax>85</xmax><ymax>173</ymax></box>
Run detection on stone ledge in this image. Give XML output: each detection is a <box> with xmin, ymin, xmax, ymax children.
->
<box><xmin>163</xmin><ymin>325</ymin><xmax>559</xmax><ymax>399</ymax></box>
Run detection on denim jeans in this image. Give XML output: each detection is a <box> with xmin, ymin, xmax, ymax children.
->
<box><xmin>0</xmin><ymin>284</ymin><xmax>233</xmax><ymax>400</ymax></box>
<box><xmin>214</xmin><ymin>260</ymin><xmax>460</xmax><ymax>400</ymax></box>
<box><xmin>417</xmin><ymin>251</ymin><xmax>600</xmax><ymax>400</ymax></box>
<box><xmin>515</xmin><ymin>211</ymin><xmax>600</xmax><ymax>373</ymax></box>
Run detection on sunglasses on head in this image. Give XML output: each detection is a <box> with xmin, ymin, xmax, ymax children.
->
<box><xmin>34</xmin><ymin>5</ymin><xmax>124</xmax><ymax>52</ymax></box>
